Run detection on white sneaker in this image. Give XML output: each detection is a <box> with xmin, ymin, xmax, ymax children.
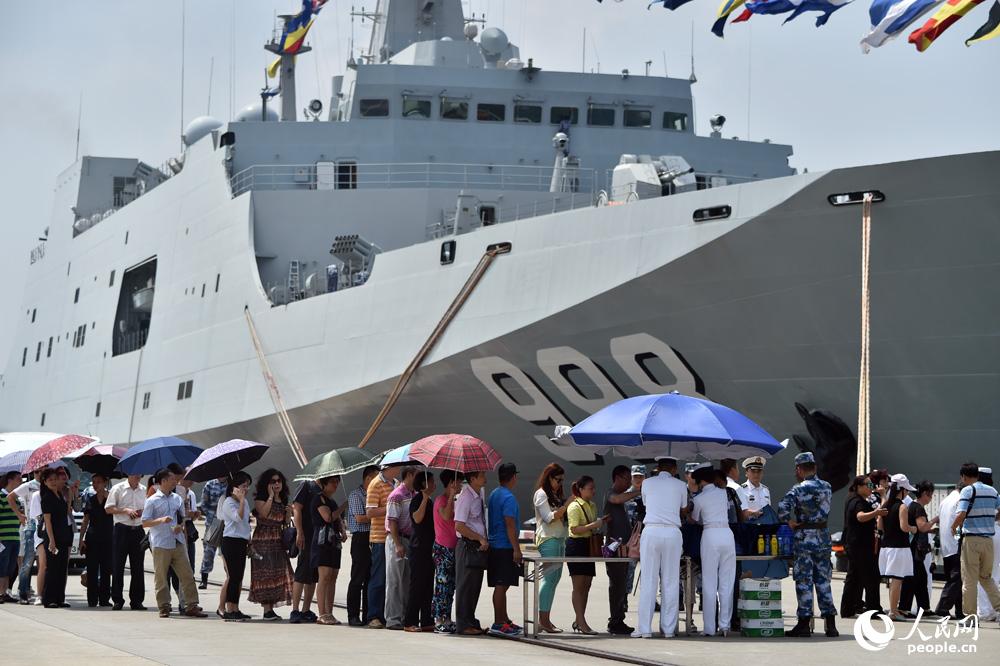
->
<box><xmin>33</xmin><ymin>598</ymin><xmax>42</xmax><ymax>606</ymax></box>
<box><xmin>631</xmin><ymin>630</ymin><xmax>652</xmax><ymax>638</ymax></box>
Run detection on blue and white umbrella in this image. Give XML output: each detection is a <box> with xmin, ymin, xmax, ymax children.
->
<box><xmin>567</xmin><ymin>392</ymin><xmax>785</xmax><ymax>460</ymax></box>
<box><xmin>378</xmin><ymin>443</ymin><xmax>417</xmax><ymax>467</ymax></box>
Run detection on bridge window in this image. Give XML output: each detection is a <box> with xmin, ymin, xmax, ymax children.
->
<box><xmin>663</xmin><ymin>111</ymin><xmax>688</xmax><ymax>132</ymax></box>
<box><xmin>440</xmin><ymin>98</ymin><xmax>469</xmax><ymax>120</ymax></box>
<box><xmin>142</xmin><ymin>392</ymin><xmax>150</xmax><ymax>409</ymax></box>
<box><xmin>21</xmin><ymin>347</ymin><xmax>26</xmax><ymax>367</ymax></box>
<box><xmin>31</xmin><ymin>308</ymin><xmax>36</xmax><ymax>323</ymax></box>
<box><xmin>35</xmin><ymin>341</ymin><xmax>41</xmax><ymax>362</ymax></box>
<box><xmin>74</xmin><ymin>288</ymin><xmax>80</xmax><ymax>304</ymax></box>
<box><xmin>47</xmin><ymin>337</ymin><xmax>52</xmax><ymax>358</ymax></box>
<box><xmin>177</xmin><ymin>380</ymin><xmax>193</xmax><ymax>400</ymax></box>
<box><xmin>95</xmin><ymin>402</ymin><xmax>101</xmax><ymax>418</ymax></box>
<box><xmin>402</xmin><ymin>98</ymin><xmax>431</xmax><ymax>118</ymax></box>
<box><xmin>587</xmin><ymin>106</ymin><xmax>616</xmax><ymax>127</ymax></box>
<box><xmin>624</xmin><ymin>108</ymin><xmax>652</xmax><ymax>128</ymax></box>
<box><xmin>550</xmin><ymin>107</ymin><xmax>578</xmax><ymax>125</ymax></box>
<box><xmin>109</xmin><ymin>270</ymin><xmax>116</xmax><ymax>287</ymax></box>
<box><xmin>360</xmin><ymin>99</ymin><xmax>389</xmax><ymax>117</ymax></box>
<box><xmin>514</xmin><ymin>104</ymin><xmax>541</xmax><ymax>123</ymax></box>
<box><xmin>477</xmin><ymin>103</ymin><xmax>506</xmax><ymax>122</ymax></box>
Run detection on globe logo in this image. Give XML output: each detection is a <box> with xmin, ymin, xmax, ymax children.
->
<box><xmin>853</xmin><ymin>610</ymin><xmax>895</xmax><ymax>651</ymax></box>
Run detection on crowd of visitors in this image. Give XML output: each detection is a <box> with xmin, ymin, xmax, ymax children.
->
<box><xmin>2</xmin><ymin>453</ymin><xmax>999</xmax><ymax>641</ymax></box>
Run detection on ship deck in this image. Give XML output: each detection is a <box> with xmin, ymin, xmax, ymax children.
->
<box><xmin>2</xmin><ymin>538</ymin><xmax>989</xmax><ymax>664</ymax></box>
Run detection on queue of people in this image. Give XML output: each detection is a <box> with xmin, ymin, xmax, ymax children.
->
<box><xmin>3</xmin><ymin>453</ymin><xmax>999</xmax><ymax>643</ymax></box>
<box><xmin>840</xmin><ymin>463</ymin><xmax>1000</xmax><ymax>626</ymax></box>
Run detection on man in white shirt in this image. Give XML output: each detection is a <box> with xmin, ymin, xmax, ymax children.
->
<box><xmin>975</xmin><ymin>468</ymin><xmax>1000</xmax><ymax>620</ymax></box>
<box><xmin>934</xmin><ymin>485</ymin><xmax>963</xmax><ymax>617</ymax></box>
<box><xmin>141</xmin><ymin>464</ymin><xmax>206</xmax><ymax>619</ymax></box>
<box><xmin>740</xmin><ymin>457</ymin><xmax>771</xmax><ymax>519</ymax></box>
<box><xmin>634</xmin><ymin>456</ymin><xmax>688</xmax><ymax>639</ymax></box>
<box><xmin>105</xmin><ymin>474</ymin><xmax>147</xmax><ymax>610</ymax></box>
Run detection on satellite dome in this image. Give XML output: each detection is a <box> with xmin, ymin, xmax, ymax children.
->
<box><xmin>182</xmin><ymin>116</ymin><xmax>224</xmax><ymax>146</ymax></box>
<box><xmin>440</xmin><ymin>36</ymin><xmax>454</xmax><ymax>41</ymax></box>
<box><xmin>480</xmin><ymin>28</ymin><xmax>509</xmax><ymax>56</ymax></box>
<box><xmin>464</xmin><ymin>24</ymin><xmax>479</xmax><ymax>40</ymax></box>
<box><xmin>235</xmin><ymin>103</ymin><xmax>279</xmax><ymax>123</ymax></box>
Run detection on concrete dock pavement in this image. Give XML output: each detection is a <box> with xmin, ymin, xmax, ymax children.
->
<box><xmin>1</xmin><ymin>544</ymin><xmax>991</xmax><ymax>665</ymax></box>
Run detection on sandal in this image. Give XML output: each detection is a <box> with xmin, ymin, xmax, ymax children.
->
<box><xmin>888</xmin><ymin>613</ymin><xmax>908</xmax><ymax>622</ymax></box>
<box><xmin>317</xmin><ymin>614</ymin><xmax>342</xmax><ymax>625</ymax></box>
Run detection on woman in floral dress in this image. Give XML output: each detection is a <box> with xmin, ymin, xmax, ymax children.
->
<box><xmin>249</xmin><ymin>469</ymin><xmax>294</xmax><ymax>620</ymax></box>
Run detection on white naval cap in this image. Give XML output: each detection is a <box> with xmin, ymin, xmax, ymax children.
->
<box><xmin>980</xmin><ymin>467</ymin><xmax>993</xmax><ymax>475</ymax></box>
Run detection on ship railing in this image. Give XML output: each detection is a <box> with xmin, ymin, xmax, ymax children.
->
<box><xmin>428</xmin><ymin>191</ymin><xmax>598</xmax><ymax>239</ymax></box>
<box><xmin>230</xmin><ymin>162</ymin><xmax>598</xmax><ymax>197</ymax></box>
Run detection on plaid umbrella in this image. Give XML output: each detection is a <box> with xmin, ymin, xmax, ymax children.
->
<box><xmin>293</xmin><ymin>447</ymin><xmax>382</xmax><ymax>482</ymax></box>
<box><xmin>184</xmin><ymin>439</ymin><xmax>269</xmax><ymax>482</ymax></box>
<box><xmin>23</xmin><ymin>434</ymin><xmax>95</xmax><ymax>473</ymax></box>
<box><xmin>408</xmin><ymin>434</ymin><xmax>502</xmax><ymax>473</ymax></box>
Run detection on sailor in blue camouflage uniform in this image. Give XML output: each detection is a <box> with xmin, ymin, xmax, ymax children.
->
<box><xmin>777</xmin><ymin>452</ymin><xmax>839</xmax><ymax>638</ymax></box>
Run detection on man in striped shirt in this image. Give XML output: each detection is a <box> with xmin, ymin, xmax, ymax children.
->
<box><xmin>952</xmin><ymin>462</ymin><xmax>1000</xmax><ymax>625</ymax></box>
<box><xmin>0</xmin><ymin>472</ymin><xmax>22</xmax><ymax>602</ymax></box>
<box><xmin>365</xmin><ymin>466</ymin><xmax>399</xmax><ymax>628</ymax></box>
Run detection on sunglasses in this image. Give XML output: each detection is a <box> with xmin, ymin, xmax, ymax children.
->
<box><xmin>270</xmin><ymin>478</ymin><xmax>282</xmax><ymax>484</ymax></box>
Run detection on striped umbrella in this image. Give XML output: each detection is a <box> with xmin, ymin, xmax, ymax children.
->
<box><xmin>23</xmin><ymin>434</ymin><xmax>95</xmax><ymax>473</ymax></box>
<box><xmin>408</xmin><ymin>434</ymin><xmax>502</xmax><ymax>473</ymax></box>
<box><xmin>0</xmin><ymin>450</ymin><xmax>33</xmax><ymax>475</ymax></box>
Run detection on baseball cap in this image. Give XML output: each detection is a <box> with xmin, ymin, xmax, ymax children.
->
<box><xmin>890</xmin><ymin>473</ymin><xmax>916</xmax><ymax>492</ymax></box>
<box><xmin>630</xmin><ymin>465</ymin><xmax>647</xmax><ymax>477</ymax></box>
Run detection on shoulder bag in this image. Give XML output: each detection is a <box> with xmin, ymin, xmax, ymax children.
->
<box><xmin>577</xmin><ymin>499</ymin><xmax>603</xmax><ymax>558</ymax></box>
<box><xmin>203</xmin><ymin>497</ymin><xmax>226</xmax><ymax>549</ymax></box>
<box><xmin>623</xmin><ymin>520</ymin><xmax>643</xmax><ymax>559</ymax></box>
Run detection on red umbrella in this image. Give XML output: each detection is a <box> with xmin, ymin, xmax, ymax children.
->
<box><xmin>408</xmin><ymin>434</ymin><xmax>502</xmax><ymax>473</ymax></box>
<box><xmin>23</xmin><ymin>434</ymin><xmax>95</xmax><ymax>473</ymax></box>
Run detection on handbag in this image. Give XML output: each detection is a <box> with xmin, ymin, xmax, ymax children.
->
<box><xmin>282</xmin><ymin>526</ymin><xmax>299</xmax><ymax>559</ymax></box>
<box><xmin>203</xmin><ymin>497</ymin><xmax>226</xmax><ymax>549</ymax></box>
<box><xmin>623</xmin><ymin>521</ymin><xmax>643</xmax><ymax>559</ymax></box>
<box><xmin>461</xmin><ymin>537</ymin><xmax>488</xmax><ymax>570</ymax></box>
<box><xmin>185</xmin><ymin>520</ymin><xmax>199</xmax><ymax>543</ymax></box>
<box><xmin>576</xmin><ymin>499</ymin><xmax>603</xmax><ymax>557</ymax></box>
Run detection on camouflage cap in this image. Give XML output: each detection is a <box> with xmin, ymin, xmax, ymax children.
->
<box><xmin>794</xmin><ymin>451</ymin><xmax>815</xmax><ymax>466</ymax></box>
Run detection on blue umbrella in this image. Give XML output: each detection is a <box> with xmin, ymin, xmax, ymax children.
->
<box><xmin>118</xmin><ymin>436</ymin><xmax>203</xmax><ymax>475</ymax></box>
<box><xmin>378</xmin><ymin>443</ymin><xmax>417</xmax><ymax>467</ymax></box>
<box><xmin>568</xmin><ymin>392</ymin><xmax>784</xmax><ymax>460</ymax></box>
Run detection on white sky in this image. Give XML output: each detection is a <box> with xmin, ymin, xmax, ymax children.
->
<box><xmin>1</xmin><ymin>0</ymin><xmax>997</xmax><ymax>365</ymax></box>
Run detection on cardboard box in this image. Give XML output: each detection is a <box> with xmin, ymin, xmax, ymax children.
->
<box><xmin>738</xmin><ymin>589</ymin><xmax>781</xmax><ymax>601</ymax></box>
<box><xmin>741</xmin><ymin>627</ymin><xmax>785</xmax><ymax>638</ymax></box>
<box><xmin>739</xmin><ymin>617</ymin><xmax>786</xmax><ymax>629</ymax></box>
<box><xmin>738</xmin><ymin>598</ymin><xmax>783</xmax><ymax>610</ymax></box>
<box><xmin>739</xmin><ymin>608</ymin><xmax>784</xmax><ymax>620</ymax></box>
<box><xmin>739</xmin><ymin>578</ymin><xmax>783</xmax><ymax>593</ymax></box>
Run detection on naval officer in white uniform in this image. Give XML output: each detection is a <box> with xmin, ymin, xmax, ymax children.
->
<box><xmin>690</xmin><ymin>463</ymin><xmax>737</xmax><ymax>637</ymax></box>
<box><xmin>634</xmin><ymin>456</ymin><xmax>689</xmax><ymax>638</ymax></box>
<box><xmin>740</xmin><ymin>456</ymin><xmax>772</xmax><ymax>519</ymax></box>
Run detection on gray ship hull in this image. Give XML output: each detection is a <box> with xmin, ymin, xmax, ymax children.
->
<box><xmin>180</xmin><ymin>151</ymin><xmax>1000</xmax><ymax>508</ymax></box>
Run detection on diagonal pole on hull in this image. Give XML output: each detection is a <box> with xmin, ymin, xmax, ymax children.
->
<box><xmin>245</xmin><ymin>306</ymin><xmax>309</xmax><ymax>468</ymax></box>
<box><xmin>857</xmin><ymin>193</ymin><xmax>873</xmax><ymax>476</ymax></box>
<box><xmin>358</xmin><ymin>246</ymin><xmax>508</xmax><ymax>449</ymax></box>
